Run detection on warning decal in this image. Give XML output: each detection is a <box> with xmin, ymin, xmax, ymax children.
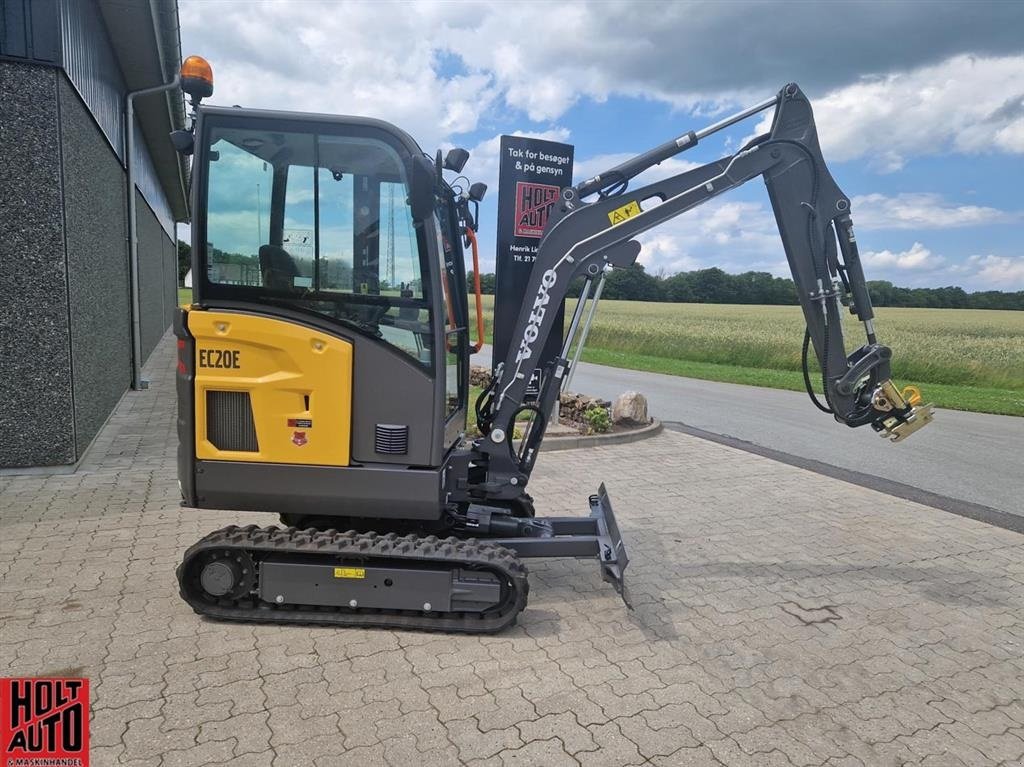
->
<box><xmin>607</xmin><ymin>200</ymin><xmax>642</xmax><ymax>226</ymax></box>
<box><xmin>1</xmin><ymin>677</ymin><xmax>90</xmax><ymax>766</ymax></box>
<box><xmin>334</xmin><ymin>567</ymin><xmax>366</xmax><ymax>579</ymax></box>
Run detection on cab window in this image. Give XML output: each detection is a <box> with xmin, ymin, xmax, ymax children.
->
<box><xmin>202</xmin><ymin>125</ymin><xmax>433</xmax><ymax>367</ymax></box>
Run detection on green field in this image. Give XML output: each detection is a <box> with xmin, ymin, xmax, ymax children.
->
<box><xmin>177</xmin><ymin>287</ymin><xmax>1023</xmax><ymax>415</ymax></box>
<box><xmin>479</xmin><ymin>295</ymin><xmax>1024</xmax><ymax>417</ymax></box>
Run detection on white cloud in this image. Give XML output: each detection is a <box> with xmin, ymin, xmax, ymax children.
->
<box><xmin>966</xmin><ymin>255</ymin><xmax>1024</xmax><ymax>286</ymax></box>
<box><xmin>851</xmin><ymin>193</ymin><xmax>1018</xmax><ymax>230</ymax></box>
<box><xmin>180</xmin><ymin>2</ymin><xmax>499</xmax><ymax>150</ymax></box>
<box><xmin>182</xmin><ymin>2</ymin><xmax>1024</xmax><ymax>160</ymax></box>
<box><xmin>743</xmin><ymin>55</ymin><xmax>1024</xmax><ymax>170</ymax></box>
<box><xmin>811</xmin><ymin>55</ymin><xmax>1024</xmax><ymax>170</ymax></box>
<box><xmin>177</xmin><ymin>2</ymin><xmax>1024</xmax><ymax>292</ymax></box>
<box><xmin>634</xmin><ymin>234</ymin><xmax>701</xmax><ymax>273</ymax></box>
<box><xmin>861</xmin><ymin>242</ymin><xmax>943</xmax><ymax>270</ymax></box>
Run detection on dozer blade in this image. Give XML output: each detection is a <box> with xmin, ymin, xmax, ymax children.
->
<box><xmin>591</xmin><ymin>484</ymin><xmax>631</xmax><ymax>608</ymax></box>
<box><xmin>492</xmin><ymin>482</ymin><xmax>632</xmax><ymax>609</ymax></box>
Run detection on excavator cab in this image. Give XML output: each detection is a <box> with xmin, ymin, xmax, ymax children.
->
<box><xmin>177</xmin><ymin>103</ymin><xmax>477</xmax><ymax>520</ymax></box>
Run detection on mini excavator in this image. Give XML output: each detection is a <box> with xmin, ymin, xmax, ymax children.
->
<box><xmin>171</xmin><ymin>56</ymin><xmax>934</xmax><ymax>632</ymax></box>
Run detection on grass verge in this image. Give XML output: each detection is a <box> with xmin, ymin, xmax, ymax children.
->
<box><xmin>579</xmin><ymin>347</ymin><xmax>1024</xmax><ymax>417</ymax></box>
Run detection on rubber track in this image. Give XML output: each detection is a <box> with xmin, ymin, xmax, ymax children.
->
<box><xmin>177</xmin><ymin>525</ymin><xmax>530</xmax><ymax>633</ymax></box>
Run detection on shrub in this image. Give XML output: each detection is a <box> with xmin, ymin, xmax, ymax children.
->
<box><xmin>583</xmin><ymin>406</ymin><xmax>612</xmax><ymax>434</ymax></box>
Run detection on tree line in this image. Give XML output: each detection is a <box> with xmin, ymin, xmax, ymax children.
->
<box><xmin>467</xmin><ymin>265</ymin><xmax>1024</xmax><ymax>310</ymax></box>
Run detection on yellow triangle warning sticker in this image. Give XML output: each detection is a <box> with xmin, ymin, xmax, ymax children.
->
<box><xmin>607</xmin><ymin>200</ymin><xmax>642</xmax><ymax>226</ymax></box>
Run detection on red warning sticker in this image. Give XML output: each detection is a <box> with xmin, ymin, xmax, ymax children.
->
<box><xmin>1</xmin><ymin>677</ymin><xmax>90</xmax><ymax>766</ymax></box>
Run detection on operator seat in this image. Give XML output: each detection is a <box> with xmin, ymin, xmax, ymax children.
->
<box><xmin>259</xmin><ymin>244</ymin><xmax>298</xmax><ymax>290</ymax></box>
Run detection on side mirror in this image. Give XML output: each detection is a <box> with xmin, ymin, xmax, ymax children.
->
<box><xmin>408</xmin><ymin>155</ymin><xmax>436</xmax><ymax>220</ymax></box>
<box><xmin>443</xmin><ymin>148</ymin><xmax>470</xmax><ymax>173</ymax></box>
<box><xmin>468</xmin><ymin>182</ymin><xmax>487</xmax><ymax>202</ymax></box>
<box><xmin>170</xmin><ymin>129</ymin><xmax>194</xmax><ymax>155</ymax></box>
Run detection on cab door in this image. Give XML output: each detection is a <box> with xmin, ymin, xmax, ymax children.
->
<box><xmin>435</xmin><ymin>199</ymin><xmax>470</xmax><ymax>447</ymax></box>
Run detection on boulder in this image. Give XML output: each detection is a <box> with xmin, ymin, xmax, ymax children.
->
<box><xmin>612</xmin><ymin>391</ymin><xmax>649</xmax><ymax>426</ymax></box>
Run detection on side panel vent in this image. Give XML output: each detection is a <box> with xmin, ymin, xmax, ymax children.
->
<box><xmin>374</xmin><ymin>424</ymin><xmax>409</xmax><ymax>455</ymax></box>
<box><xmin>207</xmin><ymin>391</ymin><xmax>259</xmax><ymax>452</ymax></box>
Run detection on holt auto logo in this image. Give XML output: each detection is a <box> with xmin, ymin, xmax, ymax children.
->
<box><xmin>1</xmin><ymin>677</ymin><xmax>90</xmax><ymax>766</ymax></box>
<box><xmin>514</xmin><ymin>181</ymin><xmax>560</xmax><ymax>238</ymax></box>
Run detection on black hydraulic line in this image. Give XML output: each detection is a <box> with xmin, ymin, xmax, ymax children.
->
<box><xmin>512</xmin><ymin>404</ymin><xmax>545</xmax><ymax>467</ymax></box>
<box><xmin>802</xmin><ymin>328</ymin><xmax>834</xmax><ymax>414</ymax></box>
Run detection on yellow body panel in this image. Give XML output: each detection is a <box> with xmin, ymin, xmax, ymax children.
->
<box><xmin>189</xmin><ymin>310</ymin><xmax>352</xmax><ymax>465</ymax></box>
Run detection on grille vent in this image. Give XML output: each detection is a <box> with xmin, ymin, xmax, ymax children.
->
<box><xmin>374</xmin><ymin>424</ymin><xmax>409</xmax><ymax>455</ymax></box>
<box><xmin>207</xmin><ymin>391</ymin><xmax>259</xmax><ymax>452</ymax></box>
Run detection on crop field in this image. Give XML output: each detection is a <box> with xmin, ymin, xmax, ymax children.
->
<box><xmin>480</xmin><ymin>295</ymin><xmax>1024</xmax><ymax>416</ymax></box>
<box><xmin>177</xmin><ymin>288</ymin><xmax>1022</xmax><ymax>415</ymax></box>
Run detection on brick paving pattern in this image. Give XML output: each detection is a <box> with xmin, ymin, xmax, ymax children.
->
<box><xmin>2</xmin><ymin>334</ymin><xmax>1022</xmax><ymax>766</ymax></box>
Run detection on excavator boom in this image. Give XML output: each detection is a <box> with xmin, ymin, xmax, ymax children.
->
<box><xmin>463</xmin><ymin>83</ymin><xmax>934</xmax><ymax>505</ymax></box>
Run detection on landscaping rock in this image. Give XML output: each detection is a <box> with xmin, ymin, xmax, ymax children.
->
<box><xmin>559</xmin><ymin>392</ymin><xmax>611</xmax><ymax>423</ymax></box>
<box><xmin>612</xmin><ymin>391</ymin><xmax>649</xmax><ymax>426</ymax></box>
<box><xmin>470</xmin><ymin>365</ymin><xmax>492</xmax><ymax>387</ymax></box>
<box><xmin>471</xmin><ymin>365</ymin><xmax>621</xmax><ymax>429</ymax></box>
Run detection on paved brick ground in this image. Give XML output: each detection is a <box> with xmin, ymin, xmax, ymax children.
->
<box><xmin>2</xmin><ymin>334</ymin><xmax>1023</xmax><ymax>767</ymax></box>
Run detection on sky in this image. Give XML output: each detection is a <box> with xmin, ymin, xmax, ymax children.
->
<box><xmin>179</xmin><ymin>0</ymin><xmax>1024</xmax><ymax>291</ymax></box>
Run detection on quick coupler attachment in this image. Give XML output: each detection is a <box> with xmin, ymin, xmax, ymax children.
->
<box><xmin>872</xmin><ymin>381</ymin><xmax>935</xmax><ymax>442</ymax></box>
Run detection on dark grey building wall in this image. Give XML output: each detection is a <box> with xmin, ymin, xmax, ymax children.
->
<box><xmin>0</xmin><ymin>61</ymin><xmax>76</xmax><ymax>466</ymax></box>
<box><xmin>0</xmin><ymin>0</ymin><xmax>60</xmax><ymax>64</ymax></box>
<box><xmin>163</xmin><ymin>230</ymin><xmax>177</xmax><ymax>326</ymax></box>
<box><xmin>136</xmin><ymin>187</ymin><xmax>170</xmax><ymax>363</ymax></box>
<box><xmin>0</xmin><ymin>60</ymin><xmax>177</xmax><ymax>469</ymax></box>
<box><xmin>59</xmin><ymin>74</ymin><xmax>132</xmax><ymax>458</ymax></box>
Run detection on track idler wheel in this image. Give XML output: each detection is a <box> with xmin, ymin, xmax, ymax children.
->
<box><xmin>197</xmin><ymin>549</ymin><xmax>255</xmax><ymax>600</ymax></box>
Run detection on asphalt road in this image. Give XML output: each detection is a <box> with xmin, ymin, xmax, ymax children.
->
<box><xmin>477</xmin><ymin>347</ymin><xmax>1023</xmax><ymax>520</ymax></box>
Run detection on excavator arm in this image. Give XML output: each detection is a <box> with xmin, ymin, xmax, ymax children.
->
<box><xmin>460</xmin><ymin>83</ymin><xmax>934</xmax><ymax>503</ymax></box>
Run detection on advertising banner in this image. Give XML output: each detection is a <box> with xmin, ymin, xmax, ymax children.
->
<box><xmin>492</xmin><ymin>136</ymin><xmax>575</xmax><ymax>386</ymax></box>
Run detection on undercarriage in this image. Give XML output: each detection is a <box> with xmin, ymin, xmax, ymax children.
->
<box><xmin>178</xmin><ymin>486</ymin><xmax>629</xmax><ymax>631</ymax></box>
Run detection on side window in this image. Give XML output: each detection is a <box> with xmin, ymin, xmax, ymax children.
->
<box><xmin>204</xmin><ymin>138</ymin><xmax>270</xmax><ymax>285</ymax></box>
<box><xmin>205</xmin><ymin>130</ymin><xmax>315</xmax><ymax>291</ymax></box>
<box><xmin>436</xmin><ymin>214</ymin><xmax>464</xmax><ymax>419</ymax></box>
<box><xmin>282</xmin><ymin>164</ymin><xmax>315</xmax><ymax>288</ymax></box>
<box><xmin>379</xmin><ymin>181</ymin><xmax>420</xmax><ymax>294</ymax></box>
<box><xmin>317</xmin><ymin>169</ymin><xmax>354</xmax><ymax>291</ymax></box>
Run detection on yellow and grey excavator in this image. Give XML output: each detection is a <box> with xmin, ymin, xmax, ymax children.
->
<box><xmin>171</xmin><ymin>56</ymin><xmax>934</xmax><ymax>632</ymax></box>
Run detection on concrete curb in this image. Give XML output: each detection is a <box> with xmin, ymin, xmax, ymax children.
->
<box><xmin>540</xmin><ymin>419</ymin><xmax>663</xmax><ymax>452</ymax></box>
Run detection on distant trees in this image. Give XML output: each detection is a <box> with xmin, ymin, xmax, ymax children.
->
<box><xmin>602</xmin><ymin>263</ymin><xmax>663</xmax><ymax>301</ymax></box>
<box><xmin>466</xmin><ymin>271</ymin><xmax>497</xmax><ymax>295</ymax></box>
<box><xmin>177</xmin><ymin>240</ymin><xmax>191</xmax><ymax>284</ymax></box>
<box><xmin>468</xmin><ymin>263</ymin><xmax>1023</xmax><ymax>310</ymax></box>
<box><xmin>863</xmin><ymin>281</ymin><xmax>1023</xmax><ymax>310</ymax></box>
